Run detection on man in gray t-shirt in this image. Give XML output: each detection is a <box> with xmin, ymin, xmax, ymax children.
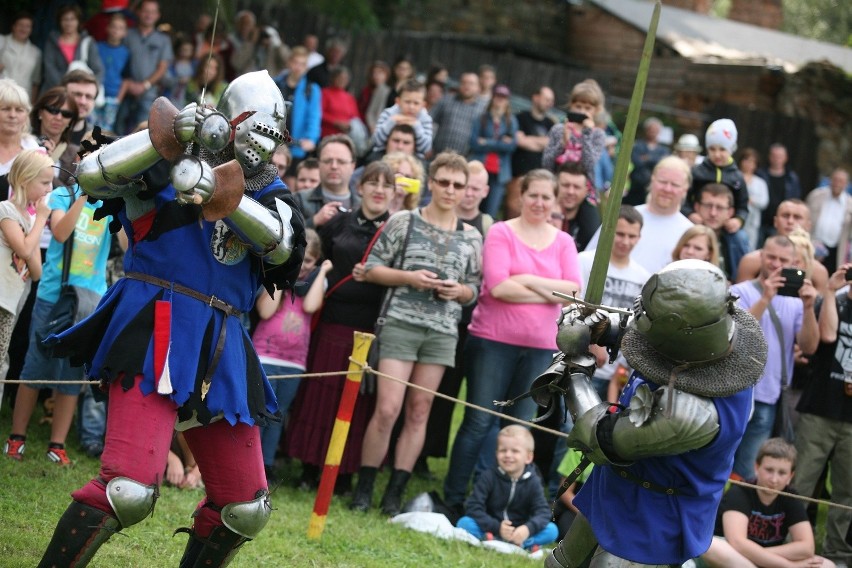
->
<box><xmin>115</xmin><ymin>0</ymin><xmax>173</xmax><ymax>134</ymax></box>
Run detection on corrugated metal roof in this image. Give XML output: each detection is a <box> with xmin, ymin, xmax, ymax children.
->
<box><xmin>589</xmin><ymin>0</ymin><xmax>852</xmax><ymax>73</ymax></box>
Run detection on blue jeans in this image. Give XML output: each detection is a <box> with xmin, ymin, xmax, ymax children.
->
<box><xmin>20</xmin><ymin>298</ymin><xmax>83</xmax><ymax>395</ymax></box>
<box><xmin>457</xmin><ymin>515</ymin><xmax>558</xmax><ymax>549</ymax></box>
<box><xmin>77</xmin><ymin>384</ymin><xmax>106</xmax><ymax>447</ymax></box>
<box><xmin>259</xmin><ymin>363</ymin><xmax>302</xmax><ymax>467</ymax></box>
<box><xmin>444</xmin><ymin>335</ymin><xmax>554</xmax><ymax>506</ymax></box>
<box><xmin>732</xmin><ymin>400</ymin><xmax>774</xmax><ymax>479</ymax></box>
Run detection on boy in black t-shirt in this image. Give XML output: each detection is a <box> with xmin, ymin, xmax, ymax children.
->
<box><xmin>701</xmin><ymin>438</ymin><xmax>835</xmax><ymax>567</ymax></box>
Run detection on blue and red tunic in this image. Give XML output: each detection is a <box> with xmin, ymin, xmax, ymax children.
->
<box><xmin>50</xmin><ymin>174</ymin><xmax>305</xmax><ymax>428</ymax></box>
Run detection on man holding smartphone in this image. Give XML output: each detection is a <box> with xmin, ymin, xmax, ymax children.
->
<box><xmin>793</xmin><ymin>262</ymin><xmax>852</xmax><ymax>568</ymax></box>
<box><xmin>729</xmin><ymin>235</ymin><xmax>819</xmax><ymax>479</ymax></box>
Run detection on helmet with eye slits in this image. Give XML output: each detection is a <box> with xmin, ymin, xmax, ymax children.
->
<box><xmin>217</xmin><ymin>71</ymin><xmax>287</xmax><ymax>175</ymax></box>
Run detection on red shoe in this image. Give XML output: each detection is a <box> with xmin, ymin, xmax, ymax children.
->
<box><xmin>46</xmin><ymin>446</ymin><xmax>72</xmax><ymax>466</ymax></box>
<box><xmin>3</xmin><ymin>437</ymin><xmax>25</xmax><ymax>460</ymax></box>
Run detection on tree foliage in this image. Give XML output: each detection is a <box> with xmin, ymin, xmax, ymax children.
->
<box><xmin>782</xmin><ymin>0</ymin><xmax>851</xmax><ymax>46</ymax></box>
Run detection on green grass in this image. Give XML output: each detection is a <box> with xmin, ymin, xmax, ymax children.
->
<box><xmin>1</xmin><ymin>394</ymin><xmax>834</xmax><ymax>567</ymax></box>
<box><xmin>0</xmin><ymin>391</ymin><xmax>540</xmax><ymax>568</ymax></box>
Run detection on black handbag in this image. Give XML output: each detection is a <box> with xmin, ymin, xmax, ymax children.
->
<box><xmin>36</xmin><ymin>232</ymin><xmax>101</xmax><ymax>345</ymax></box>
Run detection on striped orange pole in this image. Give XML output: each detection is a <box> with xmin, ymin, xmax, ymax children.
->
<box><xmin>307</xmin><ymin>331</ymin><xmax>375</xmax><ymax>539</ymax></box>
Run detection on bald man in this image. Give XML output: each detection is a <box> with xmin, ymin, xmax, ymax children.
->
<box><xmin>736</xmin><ymin>199</ymin><xmax>828</xmax><ymax>293</ymax></box>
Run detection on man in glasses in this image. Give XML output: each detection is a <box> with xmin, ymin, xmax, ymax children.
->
<box><xmin>294</xmin><ymin>133</ymin><xmax>360</xmax><ymax>228</ymax></box>
<box><xmin>694</xmin><ymin>183</ymin><xmax>750</xmax><ymax>280</ymax></box>
<box><xmin>61</xmin><ymin>69</ymin><xmax>97</xmax><ymax>144</ymax></box>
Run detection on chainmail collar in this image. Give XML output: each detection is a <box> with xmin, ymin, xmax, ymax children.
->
<box><xmin>197</xmin><ymin>144</ymin><xmax>277</xmax><ymax>192</ymax></box>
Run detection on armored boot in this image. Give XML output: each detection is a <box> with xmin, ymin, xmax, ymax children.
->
<box><xmin>38</xmin><ymin>501</ymin><xmax>121</xmax><ymax>568</ymax></box>
<box><xmin>177</xmin><ymin>526</ymin><xmax>247</xmax><ymax>568</ymax></box>
<box><xmin>379</xmin><ymin>469</ymin><xmax>411</xmax><ymax>517</ymax></box>
<box><xmin>349</xmin><ymin>466</ymin><xmax>377</xmax><ymax>512</ymax></box>
<box><xmin>545</xmin><ymin>513</ymin><xmax>598</xmax><ymax>568</ymax></box>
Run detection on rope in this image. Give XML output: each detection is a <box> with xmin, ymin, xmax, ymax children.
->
<box><xmin>728</xmin><ymin>478</ymin><xmax>852</xmax><ymax>513</ymax></box>
<box><xmin>354</xmin><ymin>358</ymin><xmax>571</xmax><ymax>440</ymax></box>
<box><xmin>4</xmin><ymin>364</ymin><xmax>849</xmax><ymax>514</ymax></box>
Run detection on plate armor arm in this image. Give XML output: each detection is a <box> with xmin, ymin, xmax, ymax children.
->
<box><xmin>568</xmin><ymin>385</ymin><xmax>720</xmax><ymax>466</ymax></box>
<box><xmin>223</xmin><ymin>194</ymin><xmax>296</xmax><ymax>265</ymax></box>
<box><xmin>75</xmin><ymin>130</ymin><xmax>164</xmax><ymax>199</ymax></box>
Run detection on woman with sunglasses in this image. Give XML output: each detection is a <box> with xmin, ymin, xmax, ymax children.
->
<box><xmin>30</xmin><ymin>87</ymin><xmax>78</xmax><ymax>187</ymax></box>
<box><xmin>443</xmin><ymin>168</ymin><xmax>582</xmax><ymax>513</ymax></box>
<box><xmin>286</xmin><ymin>161</ymin><xmax>396</xmax><ymax>492</ymax></box>
<box><xmin>350</xmin><ymin>151</ymin><xmax>483</xmax><ymax>515</ymax></box>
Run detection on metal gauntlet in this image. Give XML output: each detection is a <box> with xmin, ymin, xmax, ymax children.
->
<box><xmin>223</xmin><ymin>196</ymin><xmax>296</xmax><ymax>265</ymax></box>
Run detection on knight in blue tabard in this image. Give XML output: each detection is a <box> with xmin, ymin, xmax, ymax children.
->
<box><xmin>38</xmin><ymin>71</ymin><xmax>306</xmax><ymax>567</ymax></box>
<box><xmin>535</xmin><ymin>260</ymin><xmax>767</xmax><ymax>567</ymax></box>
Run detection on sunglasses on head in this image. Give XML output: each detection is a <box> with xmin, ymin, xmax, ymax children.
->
<box><xmin>44</xmin><ymin>105</ymin><xmax>74</xmax><ymax>119</ymax></box>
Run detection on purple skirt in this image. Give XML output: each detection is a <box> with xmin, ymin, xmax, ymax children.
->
<box><xmin>285</xmin><ymin>322</ymin><xmax>376</xmax><ymax>474</ymax></box>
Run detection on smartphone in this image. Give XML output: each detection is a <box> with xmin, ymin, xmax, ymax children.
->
<box><xmin>396</xmin><ymin>176</ymin><xmax>421</xmax><ymax>195</ymax></box>
<box><xmin>566</xmin><ymin>111</ymin><xmax>589</xmax><ymax>124</ymax></box>
<box><xmin>778</xmin><ymin>267</ymin><xmax>805</xmax><ymax>297</ymax></box>
<box><xmin>846</xmin><ymin>267</ymin><xmax>852</xmax><ymax>282</ymax></box>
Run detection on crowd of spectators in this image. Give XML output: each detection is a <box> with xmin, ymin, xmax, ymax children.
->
<box><xmin>0</xmin><ymin>1</ymin><xmax>850</xmax><ymax>564</ymax></box>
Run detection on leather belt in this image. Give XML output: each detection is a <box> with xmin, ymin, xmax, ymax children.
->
<box><xmin>611</xmin><ymin>466</ymin><xmax>680</xmax><ymax>496</ymax></box>
<box><xmin>124</xmin><ymin>272</ymin><xmax>242</xmax><ymax>318</ymax></box>
<box><xmin>124</xmin><ymin>272</ymin><xmax>241</xmax><ymax>400</ymax></box>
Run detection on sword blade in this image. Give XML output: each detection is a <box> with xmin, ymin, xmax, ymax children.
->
<box><xmin>584</xmin><ymin>1</ymin><xmax>661</xmax><ymax>306</ymax></box>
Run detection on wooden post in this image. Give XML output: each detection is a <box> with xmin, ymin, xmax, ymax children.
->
<box><xmin>307</xmin><ymin>331</ymin><xmax>375</xmax><ymax>539</ymax></box>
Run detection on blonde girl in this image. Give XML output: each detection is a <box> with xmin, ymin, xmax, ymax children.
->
<box><xmin>672</xmin><ymin>225</ymin><xmax>721</xmax><ymax>267</ymax></box>
<box><xmin>0</xmin><ymin>149</ymin><xmax>53</xmax><ymax>395</ymax></box>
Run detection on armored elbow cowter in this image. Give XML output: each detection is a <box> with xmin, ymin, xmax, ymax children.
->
<box><xmin>223</xmin><ymin>195</ymin><xmax>296</xmax><ymax>265</ymax></box>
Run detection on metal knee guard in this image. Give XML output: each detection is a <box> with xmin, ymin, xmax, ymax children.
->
<box><xmin>177</xmin><ymin>491</ymin><xmax>271</xmax><ymax>568</ymax></box>
<box><xmin>105</xmin><ymin>477</ymin><xmax>158</xmax><ymax>528</ymax></box>
<box><xmin>220</xmin><ymin>490</ymin><xmax>272</xmax><ymax>539</ymax></box>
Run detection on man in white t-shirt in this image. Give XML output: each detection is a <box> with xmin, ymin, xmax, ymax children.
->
<box><xmin>579</xmin><ymin>205</ymin><xmax>651</xmax><ymax>399</ymax></box>
<box><xmin>587</xmin><ymin>155</ymin><xmax>693</xmax><ymax>273</ymax></box>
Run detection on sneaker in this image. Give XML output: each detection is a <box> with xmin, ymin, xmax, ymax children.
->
<box><xmin>46</xmin><ymin>446</ymin><xmax>72</xmax><ymax>466</ymax></box>
<box><xmin>4</xmin><ymin>437</ymin><xmax>25</xmax><ymax>460</ymax></box>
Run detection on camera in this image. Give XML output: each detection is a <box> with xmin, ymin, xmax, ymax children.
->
<box><xmin>566</xmin><ymin>111</ymin><xmax>589</xmax><ymax>125</ymax></box>
<box><xmin>396</xmin><ymin>176</ymin><xmax>421</xmax><ymax>195</ymax></box>
<box><xmin>778</xmin><ymin>267</ymin><xmax>805</xmax><ymax>297</ymax></box>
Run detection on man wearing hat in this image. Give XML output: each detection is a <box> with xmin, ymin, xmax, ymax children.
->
<box><xmin>673</xmin><ymin>133</ymin><xmax>703</xmax><ymax>167</ymax></box>
<box><xmin>537</xmin><ymin>260</ymin><xmax>767</xmax><ymax>567</ymax></box>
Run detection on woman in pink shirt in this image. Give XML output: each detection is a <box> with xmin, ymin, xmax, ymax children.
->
<box><xmin>443</xmin><ymin>168</ymin><xmax>582</xmax><ymax>509</ymax></box>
